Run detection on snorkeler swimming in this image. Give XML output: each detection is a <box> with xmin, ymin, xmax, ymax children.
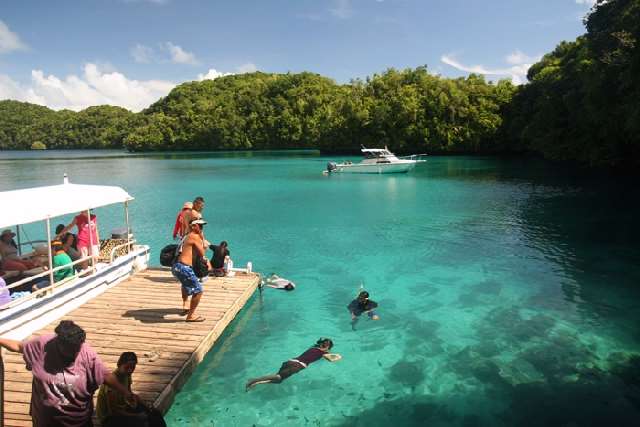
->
<box><xmin>263</xmin><ymin>274</ymin><xmax>296</xmax><ymax>291</ymax></box>
<box><xmin>245</xmin><ymin>338</ymin><xmax>341</xmax><ymax>391</ymax></box>
<box><xmin>348</xmin><ymin>291</ymin><xmax>379</xmax><ymax>329</ymax></box>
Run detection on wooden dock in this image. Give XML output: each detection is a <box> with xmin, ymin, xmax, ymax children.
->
<box><xmin>1</xmin><ymin>267</ymin><xmax>260</xmax><ymax>427</ymax></box>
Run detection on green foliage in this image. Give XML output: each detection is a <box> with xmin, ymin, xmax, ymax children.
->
<box><xmin>502</xmin><ymin>0</ymin><xmax>640</xmax><ymax>167</ymax></box>
<box><xmin>1</xmin><ymin>0</ymin><xmax>637</xmax><ymax>169</ymax></box>
<box><xmin>0</xmin><ymin>70</ymin><xmax>515</xmax><ymax>155</ymax></box>
<box><xmin>0</xmin><ymin>102</ymin><xmax>139</xmax><ymax>150</ymax></box>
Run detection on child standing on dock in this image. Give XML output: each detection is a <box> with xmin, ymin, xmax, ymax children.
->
<box><xmin>172</xmin><ymin>218</ymin><xmax>210</xmax><ymax>322</ymax></box>
<box><xmin>245</xmin><ymin>338</ymin><xmax>341</xmax><ymax>390</ymax></box>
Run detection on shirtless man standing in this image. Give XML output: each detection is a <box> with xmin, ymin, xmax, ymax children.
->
<box><xmin>171</xmin><ymin>219</ymin><xmax>210</xmax><ymax>322</ymax></box>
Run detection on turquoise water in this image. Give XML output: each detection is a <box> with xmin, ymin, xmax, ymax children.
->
<box><xmin>1</xmin><ymin>151</ymin><xmax>639</xmax><ymax>426</ymax></box>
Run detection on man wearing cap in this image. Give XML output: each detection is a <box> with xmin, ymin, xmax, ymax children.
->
<box><xmin>173</xmin><ymin>202</ymin><xmax>193</xmax><ymax>240</ymax></box>
<box><xmin>171</xmin><ymin>218</ymin><xmax>210</xmax><ymax>322</ymax></box>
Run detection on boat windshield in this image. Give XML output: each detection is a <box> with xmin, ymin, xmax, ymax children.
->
<box><xmin>363</xmin><ymin>150</ymin><xmax>391</xmax><ymax>159</ymax></box>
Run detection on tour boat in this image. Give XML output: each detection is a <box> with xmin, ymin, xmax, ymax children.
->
<box><xmin>0</xmin><ymin>175</ymin><xmax>150</xmax><ymax>340</ymax></box>
<box><xmin>325</xmin><ymin>146</ymin><xmax>426</xmax><ymax>174</ymax></box>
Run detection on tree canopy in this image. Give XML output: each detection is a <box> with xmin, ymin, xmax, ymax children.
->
<box><xmin>1</xmin><ymin>0</ymin><xmax>638</xmax><ymax>168</ymax></box>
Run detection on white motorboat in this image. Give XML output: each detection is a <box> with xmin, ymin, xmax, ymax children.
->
<box><xmin>0</xmin><ymin>175</ymin><xmax>150</xmax><ymax>339</ymax></box>
<box><xmin>325</xmin><ymin>146</ymin><xmax>426</xmax><ymax>174</ymax></box>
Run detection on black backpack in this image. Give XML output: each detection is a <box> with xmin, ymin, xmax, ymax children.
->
<box><xmin>159</xmin><ymin>244</ymin><xmax>179</xmax><ymax>267</ymax></box>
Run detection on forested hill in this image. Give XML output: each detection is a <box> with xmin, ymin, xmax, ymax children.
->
<box><xmin>0</xmin><ymin>70</ymin><xmax>517</xmax><ymax>155</ymax></box>
<box><xmin>0</xmin><ymin>0</ymin><xmax>638</xmax><ymax>168</ymax></box>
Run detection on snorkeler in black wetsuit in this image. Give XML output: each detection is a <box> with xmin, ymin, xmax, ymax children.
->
<box><xmin>348</xmin><ymin>291</ymin><xmax>379</xmax><ymax>330</ymax></box>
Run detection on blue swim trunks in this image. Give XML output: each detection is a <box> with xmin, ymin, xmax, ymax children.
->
<box><xmin>172</xmin><ymin>262</ymin><xmax>203</xmax><ymax>295</ymax></box>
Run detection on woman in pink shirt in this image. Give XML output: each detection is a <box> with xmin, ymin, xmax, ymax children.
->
<box><xmin>0</xmin><ymin>320</ymin><xmax>135</xmax><ymax>427</ymax></box>
<box><xmin>57</xmin><ymin>212</ymin><xmax>100</xmax><ymax>270</ymax></box>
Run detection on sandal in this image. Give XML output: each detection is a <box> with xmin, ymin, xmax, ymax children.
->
<box><xmin>186</xmin><ymin>316</ymin><xmax>206</xmax><ymax>323</ymax></box>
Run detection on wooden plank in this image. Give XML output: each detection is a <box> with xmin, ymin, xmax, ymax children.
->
<box><xmin>2</xmin><ymin>268</ymin><xmax>260</xmax><ymax>425</ymax></box>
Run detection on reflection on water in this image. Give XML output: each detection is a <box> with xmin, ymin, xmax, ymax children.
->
<box><xmin>0</xmin><ymin>152</ymin><xmax>639</xmax><ymax>426</ymax></box>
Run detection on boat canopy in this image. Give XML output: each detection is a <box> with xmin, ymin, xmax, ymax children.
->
<box><xmin>0</xmin><ymin>181</ymin><xmax>133</xmax><ymax>229</ymax></box>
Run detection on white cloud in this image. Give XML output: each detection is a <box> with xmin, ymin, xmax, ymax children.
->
<box><xmin>164</xmin><ymin>42</ymin><xmax>199</xmax><ymax>65</ymax></box>
<box><xmin>0</xmin><ymin>20</ymin><xmax>28</xmax><ymax>54</ymax></box>
<box><xmin>236</xmin><ymin>63</ymin><xmax>258</xmax><ymax>73</ymax></box>
<box><xmin>0</xmin><ymin>64</ymin><xmax>175</xmax><ymax>112</ymax></box>
<box><xmin>1</xmin><ymin>62</ymin><xmax>259</xmax><ymax>111</ymax></box>
<box><xmin>506</xmin><ymin>50</ymin><xmax>539</xmax><ymax>66</ymax></box>
<box><xmin>197</xmin><ymin>68</ymin><xmax>232</xmax><ymax>81</ymax></box>
<box><xmin>330</xmin><ymin>0</ymin><xmax>353</xmax><ymax>19</ymax></box>
<box><xmin>130</xmin><ymin>43</ymin><xmax>154</xmax><ymax>63</ymax></box>
<box><xmin>441</xmin><ymin>51</ymin><xmax>541</xmax><ymax>85</ymax></box>
<box><xmin>575</xmin><ymin>0</ymin><xmax>596</xmax><ymax>5</ymax></box>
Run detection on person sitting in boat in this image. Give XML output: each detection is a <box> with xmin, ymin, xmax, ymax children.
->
<box><xmin>209</xmin><ymin>240</ymin><xmax>230</xmax><ymax>277</ymax></box>
<box><xmin>264</xmin><ymin>273</ymin><xmax>295</xmax><ymax>291</ymax></box>
<box><xmin>96</xmin><ymin>352</ymin><xmax>167</xmax><ymax>427</ymax></box>
<box><xmin>348</xmin><ymin>291</ymin><xmax>380</xmax><ymax>321</ymax></box>
<box><xmin>0</xmin><ymin>229</ymin><xmax>42</xmax><ymax>271</ymax></box>
<box><xmin>0</xmin><ymin>276</ymin><xmax>11</xmax><ymax>306</ymax></box>
<box><xmin>31</xmin><ymin>240</ymin><xmax>76</xmax><ymax>291</ymax></box>
<box><xmin>62</xmin><ymin>232</ymin><xmax>81</xmax><ymax>262</ymax></box>
<box><xmin>245</xmin><ymin>338</ymin><xmax>341</xmax><ymax>391</ymax></box>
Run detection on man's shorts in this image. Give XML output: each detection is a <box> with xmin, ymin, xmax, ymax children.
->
<box><xmin>172</xmin><ymin>262</ymin><xmax>203</xmax><ymax>295</ymax></box>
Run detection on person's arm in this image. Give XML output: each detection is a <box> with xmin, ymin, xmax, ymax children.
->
<box><xmin>0</xmin><ymin>338</ymin><xmax>23</xmax><ymax>353</ymax></box>
<box><xmin>323</xmin><ymin>353</ymin><xmax>342</xmax><ymax>362</ymax></box>
<box><xmin>56</xmin><ymin>219</ymin><xmax>76</xmax><ymax>239</ymax></box>
<box><xmin>347</xmin><ymin>301</ymin><xmax>358</xmax><ymax>320</ymax></box>
<box><xmin>103</xmin><ymin>372</ymin><xmax>135</xmax><ymax>402</ymax></box>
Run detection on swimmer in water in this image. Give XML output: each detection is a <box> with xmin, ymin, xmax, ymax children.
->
<box><xmin>245</xmin><ymin>338</ymin><xmax>341</xmax><ymax>391</ymax></box>
<box><xmin>348</xmin><ymin>291</ymin><xmax>379</xmax><ymax>329</ymax></box>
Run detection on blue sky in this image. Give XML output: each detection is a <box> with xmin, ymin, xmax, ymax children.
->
<box><xmin>0</xmin><ymin>0</ymin><xmax>595</xmax><ymax>111</ymax></box>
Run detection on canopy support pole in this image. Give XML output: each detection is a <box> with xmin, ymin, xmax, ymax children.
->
<box><xmin>46</xmin><ymin>218</ymin><xmax>54</xmax><ymax>290</ymax></box>
<box><xmin>15</xmin><ymin>226</ymin><xmax>21</xmax><ymax>257</ymax></box>
<box><xmin>125</xmin><ymin>201</ymin><xmax>131</xmax><ymax>253</ymax></box>
<box><xmin>87</xmin><ymin>210</ymin><xmax>95</xmax><ymax>273</ymax></box>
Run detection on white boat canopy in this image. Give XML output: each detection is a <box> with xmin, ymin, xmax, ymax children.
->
<box><xmin>0</xmin><ymin>180</ymin><xmax>133</xmax><ymax>229</ymax></box>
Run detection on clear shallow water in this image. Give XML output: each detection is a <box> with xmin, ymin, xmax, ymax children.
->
<box><xmin>1</xmin><ymin>151</ymin><xmax>639</xmax><ymax>426</ymax></box>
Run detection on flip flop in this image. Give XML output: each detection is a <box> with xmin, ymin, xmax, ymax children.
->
<box><xmin>186</xmin><ymin>316</ymin><xmax>206</xmax><ymax>323</ymax></box>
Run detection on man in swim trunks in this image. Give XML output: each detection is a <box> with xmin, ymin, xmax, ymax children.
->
<box><xmin>245</xmin><ymin>338</ymin><xmax>341</xmax><ymax>391</ymax></box>
<box><xmin>171</xmin><ymin>219</ymin><xmax>210</xmax><ymax>322</ymax></box>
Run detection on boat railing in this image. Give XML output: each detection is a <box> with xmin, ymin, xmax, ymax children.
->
<box><xmin>398</xmin><ymin>153</ymin><xmax>428</xmax><ymax>161</ymax></box>
<box><xmin>2</xmin><ymin>237</ymin><xmax>139</xmax><ymax>311</ymax></box>
<box><xmin>107</xmin><ymin>239</ymin><xmax>136</xmax><ymax>263</ymax></box>
<box><xmin>16</xmin><ymin>240</ymin><xmax>48</xmax><ymax>256</ymax></box>
<box><xmin>1</xmin><ymin>254</ymin><xmax>94</xmax><ymax>311</ymax></box>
